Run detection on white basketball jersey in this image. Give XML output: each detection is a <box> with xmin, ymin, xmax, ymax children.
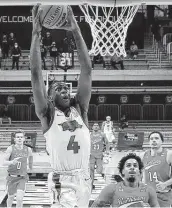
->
<box><xmin>44</xmin><ymin>107</ymin><xmax>90</xmax><ymax>171</ymax></box>
<box><xmin>103</xmin><ymin>121</ymin><xmax>113</xmax><ymax>133</ymax></box>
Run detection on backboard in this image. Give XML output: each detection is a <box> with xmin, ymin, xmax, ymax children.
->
<box><xmin>1</xmin><ymin>0</ymin><xmax>172</xmax><ymax>6</ymax></box>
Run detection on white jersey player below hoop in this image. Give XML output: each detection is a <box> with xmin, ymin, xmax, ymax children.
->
<box><xmin>101</xmin><ymin>116</ymin><xmax>115</xmax><ymax>143</ymax></box>
<box><xmin>30</xmin><ymin>5</ymin><xmax>92</xmax><ymax>208</ymax></box>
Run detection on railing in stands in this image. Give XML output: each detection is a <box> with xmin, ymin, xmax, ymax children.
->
<box><xmin>120</xmin><ymin>104</ymin><xmax>142</xmax><ymax>120</ymax></box>
<box><xmin>30</xmin><ymin>104</ymin><xmax>39</xmax><ymax>121</ymax></box>
<box><xmin>152</xmin><ymin>34</ymin><xmax>155</xmax><ymax>49</ymax></box>
<box><xmin>165</xmin><ymin>104</ymin><xmax>172</xmax><ymax>120</ymax></box>
<box><xmin>7</xmin><ymin>104</ymin><xmax>29</xmax><ymax>121</ymax></box>
<box><xmin>152</xmin><ymin>38</ymin><xmax>162</xmax><ymax>68</ymax></box>
<box><xmin>0</xmin><ymin>104</ymin><xmax>5</xmax><ymax>115</ymax></box>
<box><xmin>88</xmin><ymin>104</ymin><xmax>98</xmax><ymax>121</ymax></box>
<box><xmin>163</xmin><ymin>33</ymin><xmax>172</xmax><ymax>52</ymax></box>
<box><xmin>167</xmin><ymin>42</ymin><xmax>172</xmax><ymax>63</ymax></box>
<box><xmin>0</xmin><ymin>104</ymin><xmax>172</xmax><ymax>122</ymax></box>
<box><xmin>97</xmin><ymin>104</ymin><xmax>119</xmax><ymax>121</ymax></box>
<box><xmin>159</xmin><ymin>51</ymin><xmax>162</xmax><ymax>68</ymax></box>
<box><xmin>143</xmin><ymin>104</ymin><xmax>164</xmax><ymax>121</ymax></box>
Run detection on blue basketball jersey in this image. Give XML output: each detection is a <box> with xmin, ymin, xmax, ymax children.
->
<box><xmin>8</xmin><ymin>145</ymin><xmax>28</xmax><ymax>175</ymax></box>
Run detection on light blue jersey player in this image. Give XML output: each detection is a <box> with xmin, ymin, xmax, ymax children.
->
<box><xmin>3</xmin><ymin>129</ymin><xmax>33</xmax><ymax>208</ymax></box>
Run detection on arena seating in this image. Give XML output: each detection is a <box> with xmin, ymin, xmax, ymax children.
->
<box><xmin>0</xmin><ymin>122</ymin><xmax>172</xmax><ymax>151</ymax></box>
<box><xmin>1</xmin><ymin>46</ymin><xmax>171</xmax><ymax>71</ymax></box>
<box><xmin>1</xmin><ymin>103</ymin><xmax>172</xmax><ymax>123</ymax></box>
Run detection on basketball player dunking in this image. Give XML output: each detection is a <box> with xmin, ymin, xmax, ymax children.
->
<box><xmin>30</xmin><ymin>5</ymin><xmax>92</xmax><ymax>208</ymax></box>
<box><xmin>142</xmin><ymin>131</ymin><xmax>172</xmax><ymax>207</ymax></box>
<box><xmin>91</xmin><ymin>153</ymin><xmax>159</xmax><ymax>207</ymax></box>
<box><xmin>3</xmin><ymin>129</ymin><xmax>33</xmax><ymax>208</ymax></box>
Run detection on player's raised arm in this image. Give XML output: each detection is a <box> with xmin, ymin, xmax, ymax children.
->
<box><xmin>74</xmin><ymin>26</ymin><xmax>92</xmax><ymax>114</ymax></box>
<box><xmin>66</xmin><ymin>7</ymin><xmax>92</xmax><ymax>115</ymax></box>
<box><xmin>72</xmin><ymin>20</ymin><xmax>92</xmax><ymax>112</ymax></box>
<box><xmin>30</xmin><ymin>5</ymin><xmax>48</xmax><ymax>120</ymax></box>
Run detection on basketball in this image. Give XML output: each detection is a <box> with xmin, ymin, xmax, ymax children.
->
<box><xmin>39</xmin><ymin>5</ymin><xmax>69</xmax><ymax>29</ymax></box>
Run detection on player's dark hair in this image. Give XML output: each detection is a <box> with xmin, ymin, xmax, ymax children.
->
<box><xmin>93</xmin><ymin>123</ymin><xmax>99</xmax><ymax>126</ymax></box>
<box><xmin>47</xmin><ymin>80</ymin><xmax>76</xmax><ymax>106</ymax></box>
<box><xmin>47</xmin><ymin>81</ymin><xmax>67</xmax><ymax>98</ymax></box>
<box><xmin>148</xmin><ymin>131</ymin><xmax>164</xmax><ymax>142</ymax></box>
<box><xmin>118</xmin><ymin>153</ymin><xmax>144</xmax><ymax>176</ymax></box>
<box><xmin>13</xmin><ymin>129</ymin><xmax>25</xmax><ymax>138</ymax></box>
<box><xmin>92</xmin><ymin>123</ymin><xmax>100</xmax><ymax>131</ymax></box>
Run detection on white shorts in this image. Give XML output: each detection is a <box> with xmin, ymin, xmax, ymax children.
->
<box><xmin>48</xmin><ymin>170</ymin><xmax>91</xmax><ymax>208</ymax></box>
<box><xmin>105</xmin><ymin>132</ymin><xmax>115</xmax><ymax>143</ymax></box>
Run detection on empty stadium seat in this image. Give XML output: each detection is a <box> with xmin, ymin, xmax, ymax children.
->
<box><xmin>143</xmin><ymin>104</ymin><xmax>164</xmax><ymax>120</ymax></box>
<box><xmin>98</xmin><ymin>104</ymin><xmax>119</xmax><ymax>121</ymax></box>
<box><xmin>165</xmin><ymin>104</ymin><xmax>172</xmax><ymax>120</ymax></box>
<box><xmin>30</xmin><ymin>104</ymin><xmax>39</xmax><ymax>121</ymax></box>
<box><xmin>7</xmin><ymin>104</ymin><xmax>29</xmax><ymax>121</ymax></box>
<box><xmin>120</xmin><ymin>104</ymin><xmax>142</xmax><ymax>120</ymax></box>
<box><xmin>88</xmin><ymin>104</ymin><xmax>98</xmax><ymax>121</ymax></box>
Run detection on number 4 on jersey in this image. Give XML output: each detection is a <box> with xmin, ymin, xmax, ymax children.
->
<box><xmin>67</xmin><ymin>135</ymin><xmax>80</xmax><ymax>154</ymax></box>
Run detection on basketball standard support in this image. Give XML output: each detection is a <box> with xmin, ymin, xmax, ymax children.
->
<box><xmin>1</xmin><ymin>0</ymin><xmax>172</xmax><ymax>6</ymax></box>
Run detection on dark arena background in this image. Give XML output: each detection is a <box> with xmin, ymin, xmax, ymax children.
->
<box><xmin>0</xmin><ymin>3</ymin><xmax>172</xmax><ymax>207</ymax></box>
<box><xmin>0</xmin><ymin>6</ymin><xmax>145</xmax><ymax>50</ymax></box>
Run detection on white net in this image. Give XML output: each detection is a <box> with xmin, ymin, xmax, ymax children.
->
<box><xmin>79</xmin><ymin>4</ymin><xmax>139</xmax><ymax>57</ymax></box>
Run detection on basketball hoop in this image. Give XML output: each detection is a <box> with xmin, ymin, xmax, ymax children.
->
<box><xmin>79</xmin><ymin>4</ymin><xmax>139</xmax><ymax>57</ymax></box>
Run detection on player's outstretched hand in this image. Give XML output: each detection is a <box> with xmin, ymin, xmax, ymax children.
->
<box><xmin>156</xmin><ymin>181</ymin><xmax>167</xmax><ymax>192</ymax></box>
<box><xmin>32</xmin><ymin>4</ymin><xmax>42</xmax><ymax>35</ymax></box>
<box><xmin>60</xmin><ymin>6</ymin><xmax>79</xmax><ymax>32</ymax></box>
<box><xmin>12</xmin><ymin>157</ymin><xmax>22</xmax><ymax>165</ymax></box>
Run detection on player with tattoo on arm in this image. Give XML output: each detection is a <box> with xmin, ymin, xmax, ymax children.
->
<box><xmin>91</xmin><ymin>153</ymin><xmax>159</xmax><ymax>207</ymax></box>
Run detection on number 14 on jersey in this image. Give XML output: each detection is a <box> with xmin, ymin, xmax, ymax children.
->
<box><xmin>148</xmin><ymin>171</ymin><xmax>159</xmax><ymax>183</ymax></box>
